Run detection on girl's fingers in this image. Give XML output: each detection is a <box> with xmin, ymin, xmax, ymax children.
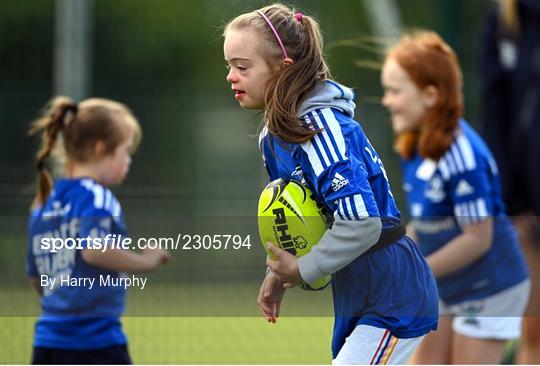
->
<box><xmin>275</xmin><ymin>302</ymin><xmax>281</xmax><ymax>319</ymax></box>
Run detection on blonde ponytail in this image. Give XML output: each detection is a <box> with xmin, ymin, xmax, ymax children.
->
<box><xmin>29</xmin><ymin>96</ymin><xmax>77</xmax><ymax>207</ymax></box>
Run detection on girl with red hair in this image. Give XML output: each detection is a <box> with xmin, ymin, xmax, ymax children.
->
<box><xmin>381</xmin><ymin>31</ymin><xmax>530</xmax><ymax>363</ymax></box>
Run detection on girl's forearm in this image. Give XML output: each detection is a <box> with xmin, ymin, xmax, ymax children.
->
<box><xmin>427</xmin><ymin>219</ymin><xmax>493</xmax><ymax>278</ymax></box>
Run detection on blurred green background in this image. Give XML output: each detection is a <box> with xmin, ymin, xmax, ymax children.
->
<box><xmin>1</xmin><ymin>0</ymin><xmax>493</xmax><ymax>363</ymax></box>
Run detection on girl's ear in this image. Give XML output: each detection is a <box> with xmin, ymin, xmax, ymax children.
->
<box><xmin>283</xmin><ymin>57</ymin><xmax>294</xmax><ymax>67</ymax></box>
<box><xmin>422</xmin><ymin>85</ymin><xmax>439</xmax><ymax>108</ymax></box>
<box><xmin>94</xmin><ymin>141</ymin><xmax>107</xmax><ymax>158</ymax></box>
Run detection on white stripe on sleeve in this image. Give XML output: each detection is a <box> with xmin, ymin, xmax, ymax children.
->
<box><xmin>438</xmin><ymin>159</ymin><xmax>450</xmax><ymax>180</ymax></box>
<box><xmin>451</xmin><ymin>144</ymin><xmax>465</xmax><ymax>173</ymax></box>
<box><xmin>445</xmin><ymin>153</ymin><xmax>457</xmax><ymax>176</ymax></box>
<box><xmin>456</xmin><ymin>135</ymin><xmax>476</xmax><ymax>170</ymax></box>
<box><xmin>312</xmin><ymin>111</ymin><xmax>340</xmax><ymax>163</ymax></box>
<box><xmin>455</xmin><ymin>203</ymin><xmax>471</xmax><ymax>226</ymax></box>
<box><xmin>353</xmin><ymin>194</ymin><xmax>369</xmax><ymax>218</ymax></box>
<box><xmin>342</xmin><ymin>198</ymin><xmax>353</xmax><ymax>220</ymax></box>
<box><xmin>320</xmin><ymin>108</ymin><xmax>348</xmax><ymax>161</ymax></box>
<box><xmin>476</xmin><ymin>198</ymin><xmax>489</xmax><ymax>217</ymax></box>
<box><xmin>300</xmin><ymin>140</ymin><xmax>324</xmax><ymax>177</ymax></box>
<box><xmin>468</xmin><ymin>201</ymin><xmax>478</xmax><ymax>223</ymax></box>
<box><xmin>312</xmin><ymin>133</ymin><xmax>332</xmax><ymax>166</ymax></box>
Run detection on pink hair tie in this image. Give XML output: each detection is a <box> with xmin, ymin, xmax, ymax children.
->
<box><xmin>255</xmin><ymin>10</ymin><xmax>288</xmax><ymax>59</ymax></box>
<box><xmin>294</xmin><ymin>12</ymin><xmax>303</xmax><ymax>22</ymax></box>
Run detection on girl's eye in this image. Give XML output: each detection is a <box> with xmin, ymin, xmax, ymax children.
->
<box><xmin>237</xmin><ymin>66</ymin><xmax>247</xmax><ymax>71</ymax></box>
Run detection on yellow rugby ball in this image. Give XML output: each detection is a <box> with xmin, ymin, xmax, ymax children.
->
<box><xmin>257</xmin><ymin>178</ymin><xmax>333</xmax><ymax>290</ymax></box>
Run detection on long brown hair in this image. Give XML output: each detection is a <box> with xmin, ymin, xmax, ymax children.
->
<box><xmin>386</xmin><ymin>31</ymin><xmax>463</xmax><ymax>160</ymax></box>
<box><xmin>224</xmin><ymin>3</ymin><xmax>331</xmax><ymax>143</ymax></box>
<box><xmin>29</xmin><ymin>96</ymin><xmax>141</xmax><ymax>207</ymax></box>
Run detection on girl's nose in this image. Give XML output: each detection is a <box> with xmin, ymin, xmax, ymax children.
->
<box><xmin>226</xmin><ymin>69</ymin><xmax>238</xmax><ymax>83</ymax></box>
<box><xmin>382</xmin><ymin>94</ymin><xmax>390</xmax><ymax>108</ymax></box>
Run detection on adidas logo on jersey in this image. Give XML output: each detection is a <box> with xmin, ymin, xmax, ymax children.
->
<box><xmin>332</xmin><ymin>173</ymin><xmax>349</xmax><ymax>192</ymax></box>
<box><xmin>455</xmin><ymin>179</ymin><xmax>474</xmax><ymax>196</ymax></box>
<box><xmin>42</xmin><ymin>201</ymin><xmax>71</xmax><ymax>219</ymax></box>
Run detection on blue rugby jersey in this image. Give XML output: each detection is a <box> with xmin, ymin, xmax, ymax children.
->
<box><xmin>260</xmin><ymin>104</ymin><xmax>401</xmax><ymax>230</ymax></box>
<box><xmin>401</xmin><ymin>119</ymin><xmax>528</xmax><ymax>304</ymax></box>
<box><xmin>260</xmin><ymin>81</ymin><xmax>438</xmax><ymax>356</ymax></box>
<box><xmin>26</xmin><ymin>178</ymin><xmax>128</xmax><ymax>349</ymax></box>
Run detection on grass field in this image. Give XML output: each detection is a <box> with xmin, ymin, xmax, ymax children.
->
<box><xmin>1</xmin><ymin>317</ymin><xmax>333</xmax><ymax>364</ymax></box>
<box><xmin>0</xmin><ymin>282</ymin><xmax>523</xmax><ymax>364</ymax></box>
<box><xmin>0</xmin><ymin>283</ymin><xmax>334</xmax><ymax>364</ymax></box>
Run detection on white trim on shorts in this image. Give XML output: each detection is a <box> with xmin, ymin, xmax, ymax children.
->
<box><xmin>439</xmin><ymin>279</ymin><xmax>531</xmax><ymax>340</ymax></box>
<box><xmin>332</xmin><ymin>324</ymin><xmax>425</xmax><ymax>365</ymax></box>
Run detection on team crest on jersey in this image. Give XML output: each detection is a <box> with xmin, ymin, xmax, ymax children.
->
<box><xmin>291</xmin><ymin>165</ymin><xmax>306</xmax><ymax>185</ymax></box>
<box><xmin>425</xmin><ymin>176</ymin><xmax>445</xmax><ymax>203</ymax></box>
<box><xmin>332</xmin><ymin>172</ymin><xmax>349</xmax><ymax>192</ymax></box>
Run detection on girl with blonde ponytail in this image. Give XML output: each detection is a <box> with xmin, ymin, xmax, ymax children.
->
<box><xmin>30</xmin><ymin>96</ymin><xmax>77</xmax><ymax>207</ymax></box>
<box><xmin>223</xmin><ymin>4</ymin><xmax>438</xmax><ymax>363</ymax></box>
<box><xmin>27</xmin><ymin>97</ymin><xmax>169</xmax><ymax>364</ymax></box>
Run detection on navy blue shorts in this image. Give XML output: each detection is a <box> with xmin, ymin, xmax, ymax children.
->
<box><xmin>31</xmin><ymin>344</ymin><xmax>131</xmax><ymax>364</ymax></box>
<box><xmin>330</xmin><ymin>236</ymin><xmax>439</xmax><ymax>357</ymax></box>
